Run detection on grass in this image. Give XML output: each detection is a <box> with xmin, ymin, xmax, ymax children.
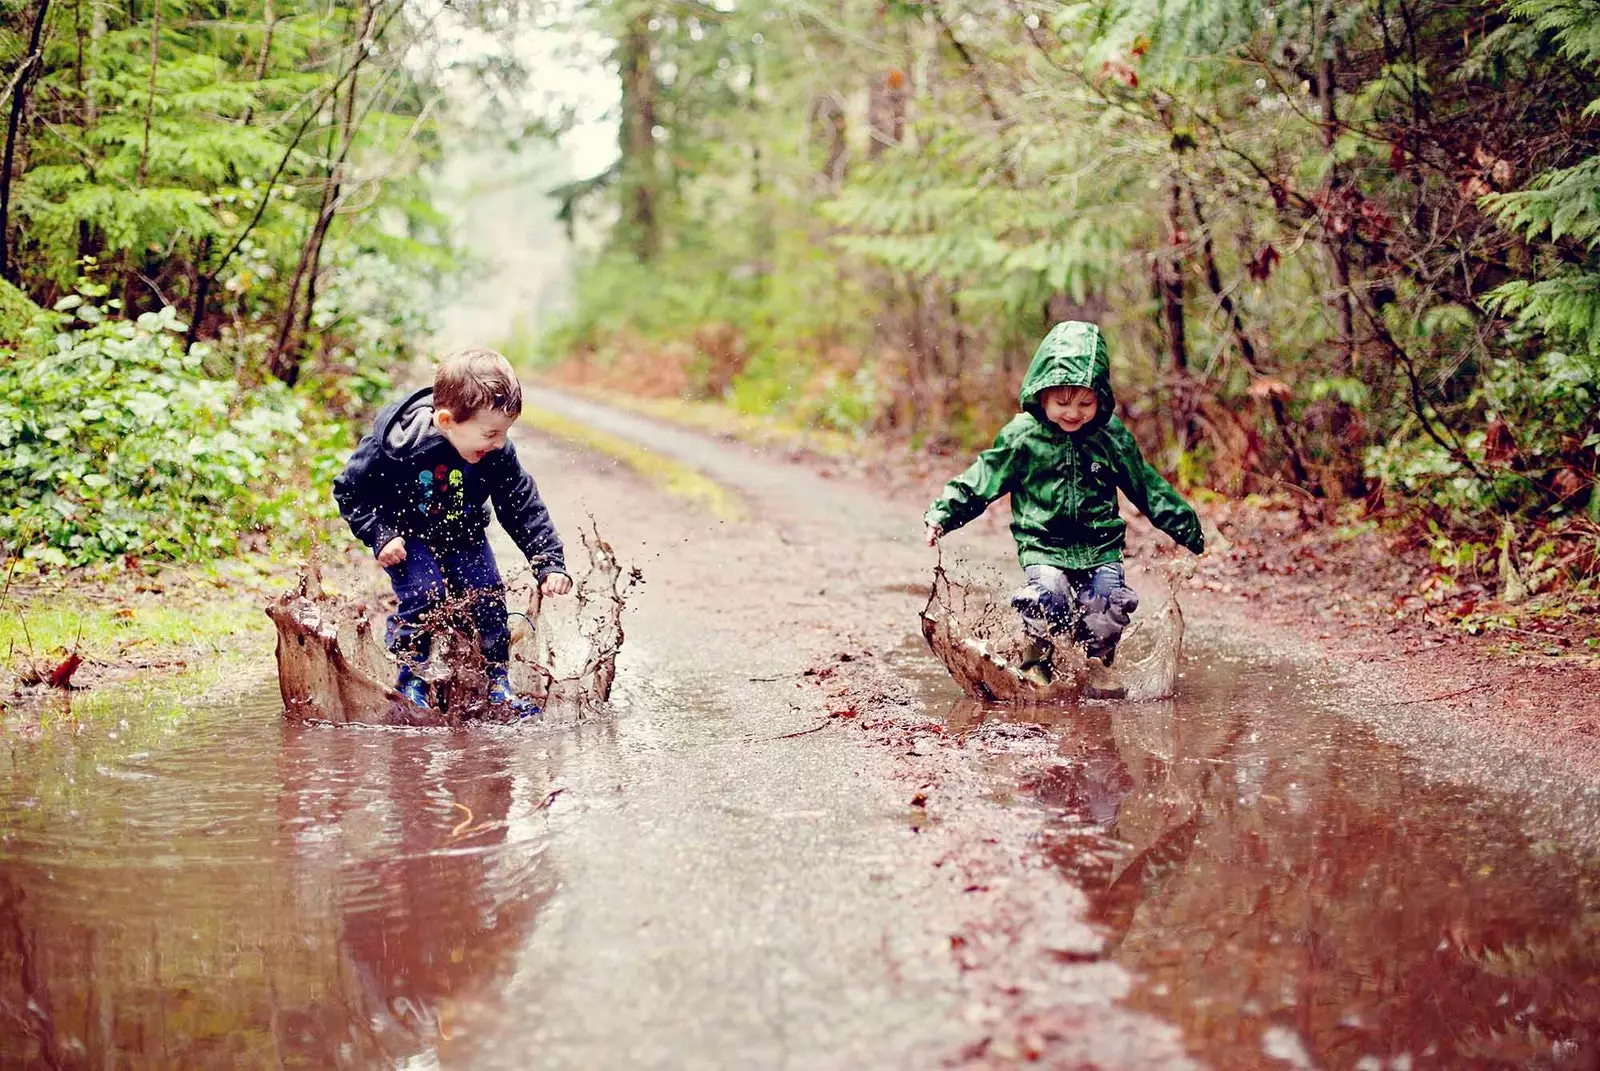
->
<box><xmin>0</xmin><ymin>549</ymin><xmax>305</xmax><ymax>705</ymax></box>
<box><xmin>588</xmin><ymin>391</ymin><xmax>862</xmax><ymax>461</ymax></box>
<box><xmin>520</xmin><ymin>403</ymin><xmax>748</xmax><ymax>522</ymax></box>
<box><xmin>1</xmin><ymin>600</ymin><xmax>267</xmax><ymax>663</ymax></box>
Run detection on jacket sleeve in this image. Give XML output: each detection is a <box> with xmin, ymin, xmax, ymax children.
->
<box><xmin>486</xmin><ymin>440</ymin><xmax>567</xmax><ymax>578</ymax></box>
<box><xmin>924</xmin><ymin>421</ymin><xmax>1021</xmax><ymax>535</ymax></box>
<box><xmin>332</xmin><ymin>432</ymin><xmax>400</xmax><ymax>555</ymax></box>
<box><xmin>1108</xmin><ymin>421</ymin><xmax>1204</xmax><ymax>554</ymax></box>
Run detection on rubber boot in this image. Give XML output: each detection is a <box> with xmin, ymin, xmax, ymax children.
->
<box><xmin>487</xmin><ymin>665</ymin><xmax>541</xmax><ymax>718</ymax></box>
<box><xmin>1083</xmin><ymin>656</ymin><xmax>1127</xmax><ymax>701</ymax></box>
<box><xmin>396</xmin><ymin>665</ymin><xmax>430</xmax><ymax>708</ymax></box>
<box><xmin>1017</xmin><ymin>634</ymin><xmax>1054</xmax><ymax>687</ymax></box>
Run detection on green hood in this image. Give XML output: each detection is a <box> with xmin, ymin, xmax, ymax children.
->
<box><xmin>925</xmin><ymin>321</ymin><xmax>1204</xmax><ymax>569</ymax></box>
<box><xmin>1018</xmin><ymin>321</ymin><xmax>1114</xmax><ymax>433</ymax></box>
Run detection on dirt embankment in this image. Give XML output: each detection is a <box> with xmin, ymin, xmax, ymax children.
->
<box><xmin>1177</xmin><ymin>500</ymin><xmax>1600</xmax><ymax>774</ymax></box>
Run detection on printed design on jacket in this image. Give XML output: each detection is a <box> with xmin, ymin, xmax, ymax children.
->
<box><xmin>417</xmin><ymin>465</ymin><xmax>467</xmax><ymax>522</ymax></box>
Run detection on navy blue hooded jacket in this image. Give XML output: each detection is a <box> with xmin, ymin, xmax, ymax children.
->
<box><xmin>332</xmin><ymin>388</ymin><xmax>566</xmax><ymax>578</ymax></box>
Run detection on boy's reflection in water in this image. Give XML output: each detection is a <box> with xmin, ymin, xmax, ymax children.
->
<box><xmin>275</xmin><ymin>727</ymin><xmax>558</xmax><ymax>1065</ymax></box>
<box><xmin>945</xmin><ymin>690</ymin><xmax>1600</xmax><ymax>1069</ymax></box>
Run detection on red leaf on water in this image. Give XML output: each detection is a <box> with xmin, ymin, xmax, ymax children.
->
<box><xmin>49</xmin><ymin>653</ymin><xmax>83</xmax><ymax>689</ymax></box>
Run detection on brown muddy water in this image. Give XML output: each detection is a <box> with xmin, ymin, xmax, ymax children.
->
<box><xmin>0</xmin><ymin>699</ymin><xmax>570</xmax><ymax>1068</ymax></box>
<box><xmin>892</xmin><ymin>639</ymin><xmax>1600</xmax><ymax>1071</ymax></box>
<box><xmin>4</xmin><ymin>641</ymin><xmax>1600</xmax><ymax>1069</ymax></box>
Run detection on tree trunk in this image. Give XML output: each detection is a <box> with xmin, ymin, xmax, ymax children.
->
<box><xmin>1316</xmin><ymin>15</ymin><xmax>1364</xmax><ymax>497</ymax></box>
<box><xmin>618</xmin><ymin>8</ymin><xmax>658</xmax><ymax>261</ymax></box>
<box><xmin>866</xmin><ymin>4</ymin><xmax>907</xmax><ymax>159</ymax></box>
<box><xmin>86</xmin><ymin>0</ymin><xmax>104</xmax><ymax>127</ymax></box>
<box><xmin>190</xmin><ymin>0</ymin><xmax>273</xmax><ymax>344</ymax></box>
<box><xmin>1159</xmin><ymin>181</ymin><xmax>1196</xmax><ymax>448</ymax></box>
<box><xmin>184</xmin><ymin>235</ymin><xmax>212</xmax><ymax>352</ymax></box>
<box><xmin>269</xmin><ymin>0</ymin><xmax>374</xmax><ymax>383</ymax></box>
<box><xmin>268</xmin><ymin>162</ymin><xmax>330</xmax><ymax>383</ymax></box>
<box><xmin>241</xmin><ymin>0</ymin><xmax>275</xmax><ymax>126</ymax></box>
<box><xmin>136</xmin><ymin>0</ymin><xmax>159</xmax><ymax>187</ymax></box>
<box><xmin>1187</xmin><ymin>186</ymin><xmax>1312</xmax><ymax>490</ymax></box>
<box><xmin>297</xmin><ymin>51</ymin><xmax>364</xmax><ymax>347</ymax></box>
<box><xmin>1160</xmin><ymin>183</ymin><xmax>1189</xmax><ymax>375</ymax></box>
<box><xmin>810</xmin><ymin>93</ymin><xmax>847</xmax><ymax>188</ymax></box>
<box><xmin>0</xmin><ymin>0</ymin><xmax>52</xmax><ymax>283</ymax></box>
<box><xmin>749</xmin><ymin>46</ymin><xmax>771</xmax><ymax>286</ymax></box>
<box><xmin>1316</xmin><ymin>18</ymin><xmax>1355</xmax><ymax>373</ymax></box>
<box><xmin>73</xmin><ymin>0</ymin><xmax>84</xmax><ymax>103</ymax></box>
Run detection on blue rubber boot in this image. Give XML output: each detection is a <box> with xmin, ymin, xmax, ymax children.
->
<box><xmin>396</xmin><ymin>665</ymin><xmax>430</xmax><ymax>707</ymax></box>
<box><xmin>487</xmin><ymin>665</ymin><xmax>541</xmax><ymax>718</ymax></box>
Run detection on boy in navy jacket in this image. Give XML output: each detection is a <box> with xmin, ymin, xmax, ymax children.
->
<box><xmin>333</xmin><ymin>348</ymin><xmax>570</xmax><ymax>713</ymax></box>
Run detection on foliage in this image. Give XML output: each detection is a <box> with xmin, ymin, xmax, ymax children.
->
<box><xmin>541</xmin><ymin>0</ymin><xmax>1600</xmax><ymax>585</ymax></box>
<box><xmin>1481</xmin><ymin>0</ymin><xmax>1600</xmax><ymax>356</ymax></box>
<box><xmin>0</xmin><ymin>0</ymin><xmax>540</xmax><ymax>568</ymax></box>
<box><xmin>0</xmin><ymin>301</ymin><xmax>340</xmax><ymax>567</ymax></box>
<box><xmin>0</xmin><ymin>277</ymin><xmax>42</xmax><ymax>343</ymax></box>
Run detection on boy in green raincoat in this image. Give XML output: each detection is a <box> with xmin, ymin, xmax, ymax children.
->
<box><xmin>923</xmin><ymin>321</ymin><xmax>1204</xmax><ymax>685</ymax></box>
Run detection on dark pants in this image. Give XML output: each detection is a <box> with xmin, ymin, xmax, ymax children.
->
<box><xmin>384</xmin><ymin>539</ymin><xmax>510</xmax><ymax>667</ymax></box>
<box><xmin>1011</xmin><ymin>562</ymin><xmax>1138</xmax><ymax>664</ymax></box>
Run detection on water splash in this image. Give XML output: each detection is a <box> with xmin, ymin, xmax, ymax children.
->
<box><xmin>266</xmin><ymin>524</ymin><xmax>633</xmax><ymax>726</ymax></box>
<box><xmin>919</xmin><ymin>551</ymin><xmax>1190</xmax><ymax>704</ymax></box>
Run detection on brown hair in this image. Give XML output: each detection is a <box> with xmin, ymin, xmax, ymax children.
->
<box><xmin>433</xmin><ymin>347</ymin><xmax>523</xmax><ymax>421</ymax></box>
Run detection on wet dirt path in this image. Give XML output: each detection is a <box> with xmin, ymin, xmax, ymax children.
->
<box><xmin>0</xmin><ymin>390</ymin><xmax>1191</xmax><ymax>1069</ymax></box>
<box><xmin>518</xmin><ymin>389</ymin><xmax>1600</xmax><ymax>1070</ymax></box>
<box><xmin>3</xmin><ymin>388</ymin><xmax>1599</xmax><ymax>1069</ymax></box>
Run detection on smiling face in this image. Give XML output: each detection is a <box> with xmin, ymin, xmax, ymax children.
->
<box><xmin>1039</xmin><ymin>385</ymin><xmax>1099</xmax><ymax>433</ymax></box>
<box><xmin>434</xmin><ymin>407</ymin><xmax>517</xmax><ymax>463</ymax></box>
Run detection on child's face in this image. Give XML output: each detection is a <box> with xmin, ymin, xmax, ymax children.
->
<box><xmin>1039</xmin><ymin>386</ymin><xmax>1099</xmax><ymax>433</ymax></box>
<box><xmin>435</xmin><ymin>407</ymin><xmax>517</xmax><ymax>463</ymax></box>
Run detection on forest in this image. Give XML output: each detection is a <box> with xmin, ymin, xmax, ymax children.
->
<box><xmin>1</xmin><ymin>0</ymin><xmax>1597</xmax><ymax>597</ymax></box>
<box><xmin>543</xmin><ymin>0</ymin><xmax>1600</xmax><ymax>593</ymax></box>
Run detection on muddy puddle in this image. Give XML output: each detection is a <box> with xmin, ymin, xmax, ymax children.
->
<box><xmin>0</xmin><ymin>692</ymin><xmax>580</xmax><ymax>1068</ymax></box>
<box><xmin>891</xmin><ymin>639</ymin><xmax>1600</xmax><ymax>1070</ymax></box>
<box><xmin>5</xmin><ymin>638</ymin><xmax>1599</xmax><ymax>1068</ymax></box>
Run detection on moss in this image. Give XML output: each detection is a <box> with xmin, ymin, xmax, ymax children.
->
<box><xmin>519</xmin><ymin>403</ymin><xmax>746</xmax><ymax>521</ymax></box>
<box><xmin>582</xmin><ymin>390</ymin><xmax>861</xmax><ymax>462</ymax></box>
<box><xmin>0</xmin><ymin>594</ymin><xmax>270</xmax><ymax>695</ymax></box>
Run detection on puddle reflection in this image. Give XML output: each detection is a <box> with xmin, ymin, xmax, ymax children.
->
<box><xmin>0</xmin><ymin>695</ymin><xmax>559</xmax><ymax>1068</ymax></box>
<box><xmin>943</xmin><ymin>657</ymin><xmax>1600</xmax><ymax>1070</ymax></box>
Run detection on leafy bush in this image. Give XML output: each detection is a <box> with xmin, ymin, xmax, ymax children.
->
<box><xmin>0</xmin><ymin>278</ymin><xmax>44</xmax><ymax>345</ymax></box>
<box><xmin>0</xmin><ymin>303</ymin><xmax>342</xmax><ymax>568</ymax></box>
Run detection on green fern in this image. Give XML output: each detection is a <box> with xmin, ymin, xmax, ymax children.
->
<box><xmin>1483</xmin><ymin>0</ymin><xmax>1600</xmax><ymax>352</ymax></box>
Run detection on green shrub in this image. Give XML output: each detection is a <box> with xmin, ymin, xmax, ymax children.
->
<box><xmin>0</xmin><ymin>278</ymin><xmax>43</xmax><ymax>345</ymax></box>
<box><xmin>0</xmin><ymin>302</ymin><xmax>341</xmax><ymax>567</ymax></box>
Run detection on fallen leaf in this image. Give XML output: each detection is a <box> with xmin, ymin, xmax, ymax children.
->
<box><xmin>1483</xmin><ymin>417</ymin><xmax>1518</xmax><ymax>465</ymax></box>
<box><xmin>1246</xmin><ymin>243</ymin><xmax>1281</xmax><ymax>281</ymax></box>
<box><xmin>1248</xmin><ymin>376</ymin><xmax>1292</xmax><ymax>402</ymax></box>
<box><xmin>49</xmin><ymin>653</ymin><xmax>83</xmax><ymax>689</ymax></box>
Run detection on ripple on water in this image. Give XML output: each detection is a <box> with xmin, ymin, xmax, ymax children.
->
<box><xmin>931</xmin><ymin>643</ymin><xmax>1600</xmax><ymax>1071</ymax></box>
<box><xmin>1</xmin><ymin>688</ymin><xmax>563</xmax><ymax>1068</ymax></box>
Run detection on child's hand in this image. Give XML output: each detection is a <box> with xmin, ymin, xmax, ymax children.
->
<box><xmin>377</xmin><ymin>536</ymin><xmax>407</xmax><ymax>567</ymax></box>
<box><xmin>540</xmin><ymin>572</ymin><xmax>573</xmax><ymax>597</ymax></box>
<box><xmin>924</xmin><ymin>523</ymin><xmax>942</xmax><ymax>547</ymax></box>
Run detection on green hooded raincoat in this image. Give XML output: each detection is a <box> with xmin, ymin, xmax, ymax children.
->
<box><xmin>924</xmin><ymin>321</ymin><xmax>1204</xmax><ymax>571</ymax></box>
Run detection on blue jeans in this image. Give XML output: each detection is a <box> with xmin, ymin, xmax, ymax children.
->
<box><xmin>1011</xmin><ymin>562</ymin><xmax>1139</xmax><ymax>664</ymax></box>
<box><xmin>383</xmin><ymin>540</ymin><xmax>510</xmax><ymax>667</ymax></box>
